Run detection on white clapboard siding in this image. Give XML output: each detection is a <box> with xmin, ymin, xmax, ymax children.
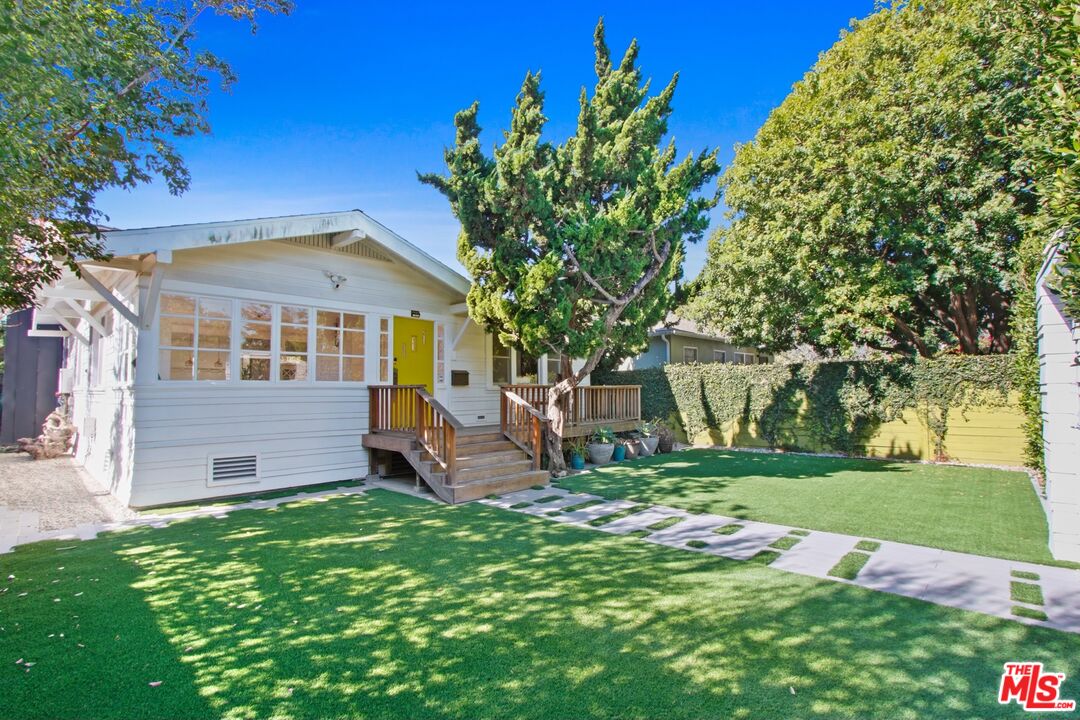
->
<box><xmin>1037</xmin><ymin>249</ymin><xmax>1080</xmax><ymax>562</ymax></box>
<box><xmin>128</xmin><ymin>384</ymin><xmax>370</xmax><ymax>507</ymax></box>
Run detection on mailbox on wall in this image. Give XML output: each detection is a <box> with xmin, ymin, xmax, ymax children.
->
<box><xmin>451</xmin><ymin>370</ymin><xmax>469</xmax><ymax>387</ymax></box>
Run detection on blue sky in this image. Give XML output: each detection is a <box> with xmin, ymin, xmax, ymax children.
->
<box><xmin>96</xmin><ymin>1</ymin><xmax>874</xmax><ymax>279</ymax></box>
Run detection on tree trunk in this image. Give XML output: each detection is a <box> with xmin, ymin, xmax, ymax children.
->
<box><xmin>544</xmin><ymin>350</ymin><xmax>605</xmax><ymax>476</ymax></box>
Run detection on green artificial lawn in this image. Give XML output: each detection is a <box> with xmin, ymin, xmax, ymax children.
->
<box><xmin>828</xmin><ymin>552</ymin><xmax>873</xmax><ymax>580</ymax></box>
<box><xmin>770</xmin><ymin>536</ymin><xmax>802</xmax><ymax>551</ymax></box>
<box><xmin>560</xmin><ymin>449</ymin><xmax>1060</xmax><ymax>565</ymax></box>
<box><xmin>855</xmin><ymin>540</ymin><xmax>882</xmax><ymax>553</ymax></box>
<box><xmin>646</xmin><ymin>516</ymin><xmax>684</xmax><ymax>532</ymax></box>
<box><xmin>1010</xmin><ymin>582</ymin><xmax>1045</xmax><ymax>606</ymax></box>
<box><xmin>2</xmin><ymin>490</ymin><xmax>1078</xmax><ymax>720</ymax></box>
<box><xmin>137</xmin><ymin>479</ymin><xmax>364</xmax><ymax>516</ymax></box>
<box><xmin>1012</xmin><ymin>606</ymin><xmax>1049</xmax><ymax>622</ymax></box>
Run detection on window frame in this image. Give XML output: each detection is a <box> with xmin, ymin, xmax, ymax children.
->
<box><xmin>154</xmin><ymin>291</ymin><xmax>387</xmax><ymax>387</ymax></box>
<box><xmin>712</xmin><ymin>349</ymin><xmax>727</xmax><ymax>363</ymax></box>
<box><xmin>682</xmin><ymin>346</ymin><xmax>699</xmax><ymax>364</ymax></box>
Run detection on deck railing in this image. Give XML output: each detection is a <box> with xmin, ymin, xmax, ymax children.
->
<box><xmin>500</xmin><ymin>388</ymin><xmax>547</xmax><ymax>469</ymax></box>
<box><xmin>500</xmin><ymin>384</ymin><xmax>642</xmax><ymax>429</ymax></box>
<box><xmin>369</xmin><ymin>384</ymin><xmax>424</xmax><ymax>432</ymax></box>
<box><xmin>369</xmin><ymin>384</ymin><xmax>461</xmax><ymax>481</ymax></box>
<box><xmin>415</xmin><ymin>388</ymin><xmax>462</xmax><ymax>481</ymax></box>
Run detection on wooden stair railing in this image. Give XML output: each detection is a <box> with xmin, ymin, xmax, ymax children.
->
<box><xmin>369</xmin><ymin>384</ymin><xmax>461</xmax><ymax>481</ymax></box>
<box><xmin>369</xmin><ymin>385</ymin><xmax>424</xmax><ymax>432</ymax></box>
<box><xmin>500</xmin><ymin>388</ymin><xmax>547</xmax><ymax>470</ymax></box>
<box><xmin>414</xmin><ymin>388</ymin><xmax>462</xmax><ymax>482</ymax></box>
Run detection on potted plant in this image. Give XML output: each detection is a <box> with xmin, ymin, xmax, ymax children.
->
<box><xmin>636</xmin><ymin>421</ymin><xmax>660</xmax><ymax>457</ymax></box>
<box><xmin>612</xmin><ymin>439</ymin><xmax>627</xmax><ymax>462</ymax></box>
<box><xmin>587</xmin><ymin>426</ymin><xmax>616</xmax><ymax>465</ymax></box>
<box><xmin>622</xmin><ymin>435</ymin><xmax>639</xmax><ymax>459</ymax></box>
<box><xmin>566</xmin><ymin>437</ymin><xmax>588</xmax><ymax>470</ymax></box>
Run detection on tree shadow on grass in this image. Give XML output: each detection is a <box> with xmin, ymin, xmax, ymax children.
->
<box><xmin>4</xmin><ymin>490</ymin><xmax>1075</xmax><ymax>719</ymax></box>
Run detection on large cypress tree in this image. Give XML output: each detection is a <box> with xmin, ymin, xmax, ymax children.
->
<box><xmin>422</xmin><ymin>19</ymin><xmax>719</xmax><ymax>472</ymax></box>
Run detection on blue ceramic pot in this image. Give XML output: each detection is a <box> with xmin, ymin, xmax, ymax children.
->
<box><xmin>612</xmin><ymin>445</ymin><xmax>627</xmax><ymax>462</ymax></box>
<box><xmin>570</xmin><ymin>453</ymin><xmax>586</xmax><ymax>470</ymax></box>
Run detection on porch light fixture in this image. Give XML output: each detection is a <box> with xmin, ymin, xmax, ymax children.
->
<box><xmin>324</xmin><ymin>271</ymin><xmax>347</xmax><ymax>290</ymax></box>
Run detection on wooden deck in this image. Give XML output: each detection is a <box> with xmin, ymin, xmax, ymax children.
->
<box><xmin>500</xmin><ymin>384</ymin><xmax>641</xmax><ymax>437</ymax></box>
<box><xmin>362</xmin><ymin>384</ymin><xmax>641</xmax><ymax>502</ymax></box>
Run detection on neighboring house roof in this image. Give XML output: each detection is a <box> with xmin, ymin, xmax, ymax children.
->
<box><xmin>100</xmin><ymin>209</ymin><xmax>471</xmax><ymax>296</ymax></box>
<box><xmin>648</xmin><ymin>315</ymin><xmax>733</xmax><ymax>343</ymax></box>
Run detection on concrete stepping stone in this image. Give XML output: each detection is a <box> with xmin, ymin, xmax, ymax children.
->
<box><xmin>1032</xmin><ymin>566</ymin><xmax>1080</xmax><ymax>633</ymax></box>
<box><xmin>644</xmin><ymin>513</ymin><xmax>736</xmax><ymax>546</ymax></box>
<box><xmin>546</xmin><ymin>498</ymin><xmax>635</xmax><ymax>524</ymax></box>
<box><xmin>855</xmin><ymin>542</ymin><xmax>947</xmax><ymax>597</ymax></box>
<box><xmin>770</xmin><ymin>531</ymin><xmax>861</xmax><ymax>577</ymax></box>
<box><xmin>478</xmin><ymin>487</ymin><xmax>566</xmax><ymax>509</ymax></box>
<box><xmin>517</xmin><ymin>493</ymin><xmax>596</xmax><ymax>516</ymax></box>
<box><xmin>594</xmin><ymin>506</ymin><xmax>688</xmax><ymax>535</ymax></box>
<box><xmin>702</xmin><ymin>521</ymin><xmax>791</xmax><ymax>560</ymax></box>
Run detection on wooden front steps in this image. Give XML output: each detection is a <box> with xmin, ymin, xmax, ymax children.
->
<box><xmin>363</xmin><ymin>427</ymin><xmax>548</xmax><ymax>504</ymax></box>
<box><xmin>381</xmin><ymin>435</ymin><xmax>547</xmax><ymax>504</ymax></box>
<box><xmin>362</xmin><ymin>381</ymin><xmax>642</xmax><ymax>502</ymax></box>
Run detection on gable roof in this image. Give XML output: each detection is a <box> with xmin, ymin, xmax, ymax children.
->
<box><xmin>101</xmin><ymin>209</ymin><xmax>471</xmax><ymax>296</ymax></box>
<box><xmin>649</xmin><ymin>314</ymin><xmax>729</xmax><ymax>342</ymax></box>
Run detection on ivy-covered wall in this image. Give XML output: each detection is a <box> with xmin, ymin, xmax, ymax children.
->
<box><xmin>594</xmin><ymin>356</ymin><xmax>1027</xmax><ymax>467</ymax></box>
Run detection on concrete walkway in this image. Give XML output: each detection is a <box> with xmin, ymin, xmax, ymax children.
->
<box><xmin>0</xmin><ymin>484</ymin><xmax>369</xmax><ymax>554</ymax></box>
<box><xmin>480</xmin><ymin>487</ymin><xmax>1080</xmax><ymax>634</ymax></box>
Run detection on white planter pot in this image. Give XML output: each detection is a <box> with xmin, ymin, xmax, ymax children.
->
<box><xmin>587</xmin><ymin>442</ymin><xmax>615</xmax><ymax>464</ymax></box>
<box><xmin>641</xmin><ymin>436</ymin><xmax>660</xmax><ymax>455</ymax></box>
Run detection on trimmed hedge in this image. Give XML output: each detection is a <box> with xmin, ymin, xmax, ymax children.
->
<box><xmin>594</xmin><ymin>355</ymin><xmax>1017</xmax><ymax>460</ymax></box>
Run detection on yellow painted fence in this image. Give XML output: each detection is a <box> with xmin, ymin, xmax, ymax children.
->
<box><xmin>680</xmin><ymin>393</ymin><xmax>1027</xmax><ymax>467</ymax></box>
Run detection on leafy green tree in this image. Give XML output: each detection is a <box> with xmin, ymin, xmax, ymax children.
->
<box><xmin>1021</xmin><ymin>1</ymin><xmax>1080</xmax><ymax>317</ymax></box>
<box><xmin>422</xmin><ymin>20</ymin><xmax>719</xmax><ymax>471</ymax></box>
<box><xmin>0</xmin><ymin>0</ymin><xmax>291</xmax><ymax>310</ymax></box>
<box><xmin>686</xmin><ymin>0</ymin><xmax>1051</xmax><ymax>357</ymax></box>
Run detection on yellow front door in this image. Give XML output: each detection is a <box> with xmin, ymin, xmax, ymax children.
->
<box><xmin>392</xmin><ymin>316</ymin><xmax>435</xmax><ymax>393</ymax></box>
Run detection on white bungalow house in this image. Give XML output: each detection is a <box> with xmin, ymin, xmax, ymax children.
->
<box><xmin>30</xmin><ymin>210</ymin><xmax>640</xmax><ymax>507</ymax></box>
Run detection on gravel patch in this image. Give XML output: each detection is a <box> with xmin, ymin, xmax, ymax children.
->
<box><xmin>0</xmin><ymin>454</ymin><xmax>133</xmax><ymax>530</ymax></box>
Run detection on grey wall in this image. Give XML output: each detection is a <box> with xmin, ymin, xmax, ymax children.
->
<box><xmin>1</xmin><ymin>310</ymin><xmax>63</xmax><ymax>444</ymax></box>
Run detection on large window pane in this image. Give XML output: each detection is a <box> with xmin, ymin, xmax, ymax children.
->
<box><xmin>241</xmin><ymin>302</ymin><xmax>271</xmax><ymax>321</ymax></box>
<box><xmin>199</xmin><ymin>319</ymin><xmax>231</xmax><ymax>349</ymax></box>
<box><xmin>547</xmin><ymin>353</ymin><xmax>563</xmax><ymax>383</ymax></box>
<box><xmin>161</xmin><ymin>294</ymin><xmax>195</xmax><ymax>315</ymax></box>
<box><xmin>343</xmin><ymin>357</ymin><xmax>365</xmax><ymax>382</ymax></box>
<box><xmin>343</xmin><ymin>313</ymin><xmax>364</xmax><ymax>330</ymax></box>
<box><xmin>159</xmin><ymin>350</ymin><xmax>193</xmax><ymax>380</ymax></box>
<box><xmin>281</xmin><ymin>325</ymin><xmax>308</xmax><ymax>353</ymax></box>
<box><xmin>342</xmin><ymin>330</ymin><xmax>364</xmax><ymax>356</ymax></box>
<box><xmin>197</xmin><ymin>350</ymin><xmax>229</xmax><ymax>381</ymax></box>
<box><xmin>241</xmin><ymin>355</ymin><xmax>270</xmax><ymax>381</ymax></box>
<box><xmin>159</xmin><ymin>317</ymin><xmax>194</xmax><ymax>347</ymax></box>
<box><xmin>316</xmin><ymin>355</ymin><xmax>340</xmax><ymax>381</ymax></box>
<box><xmin>240</xmin><ymin>321</ymin><xmax>271</xmax><ymax>351</ymax></box>
<box><xmin>198</xmin><ymin>297</ymin><xmax>231</xmax><ymax>319</ymax></box>
<box><xmin>316</xmin><ymin>328</ymin><xmax>340</xmax><ymax>353</ymax></box>
<box><xmin>280</xmin><ymin>355</ymin><xmax>308</xmax><ymax>381</ymax></box>
<box><xmin>281</xmin><ymin>306</ymin><xmax>308</xmax><ymax>324</ymax></box>
<box><xmin>317</xmin><ymin>310</ymin><xmax>340</xmax><ymax>328</ymax></box>
<box><xmin>492</xmin><ymin>335</ymin><xmax>511</xmax><ymax>384</ymax></box>
<box><xmin>517</xmin><ymin>352</ymin><xmax>538</xmax><ymax>383</ymax></box>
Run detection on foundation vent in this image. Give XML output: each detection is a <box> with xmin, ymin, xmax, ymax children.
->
<box><xmin>208</xmin><ymin>454</ymin><xmax>259</xmax><ymax>486</ymax></box>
